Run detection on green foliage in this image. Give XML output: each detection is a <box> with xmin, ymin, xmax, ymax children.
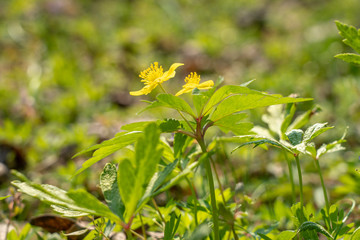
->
<box><xmin>335</xmin><ymin>21</ymin><xmax>360</xmax><ymax>65</ymax></box>
<box><xmin>100</xmin><ymin>163</ymin><xmax>125</xmax><ymax>220</ymax></box>
<box><xmin>73</xmin><ymin>131</ymin><xmax>142</xmax><ymax>175</ymax></box>
<box><xmin>117</xmin><ymin>123</ymin><xmax>162</xmax><ymax>221</ymax></box>
<box><xmin>11</xmin><ymin>177</ymin><xmax>121</xmax><ymax>222</ymax></box>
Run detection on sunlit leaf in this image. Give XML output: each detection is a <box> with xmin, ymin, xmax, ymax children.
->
<box><xmin>118</xmin><ymin>123</ymin><xmax>162</xmax><ymax>221</ymax></box>
<box><xmin>211</xmin><ymin>93</ymin><xmax>311</xmax><ymax>122</ymax></box>
<box><xmin>100</xmin><ymin>163</ymin><xmax>125</xmax><ymax>220</ymax></box>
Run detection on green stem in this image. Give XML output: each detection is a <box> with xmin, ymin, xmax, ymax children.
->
<box><xmin>186</xmin><ymin>177</ymin><xmax>199</xmax><ymax>226</ymax></box>
<box><xmin>314</xmin><ymin>157</ymin><xmax>330</xmax><ymax>214</ymax></box>
<box><xmin>125</xmin><ymin>229</ymin><xmax>134</xmax><ymax>240</ymax></box>
<box><xmin>198</xmin><ymin>138</ymin><xmax>220</xmax><ymax>240</ymax></box>
<box><xmin>210</xmin><ymin>157</ymin><xmax>226</xmax><ymax>204</ymax></box>
<box><xmin>139</xmin><ymin>213</ymin><xmax>147</xmax><ymax>240</ymax></box>
<box><xmin>294</xmin><ymin>155</ymin><xmax>304</xmax><ymax>212</ymax></box>
<box><xmin>284</xmin><ymin>152</ymin><xmax>296</xmax><ymax>203</ymax></box>
<box><xmin>152</xmin><ymin>198</ymin><xmax>166</xmax><ymax>225</ymax></box>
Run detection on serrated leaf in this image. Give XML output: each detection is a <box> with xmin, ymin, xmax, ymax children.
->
<box><xmin>73</xmin><ymin>131</ymin><xmax>142</xmax><ymax>176</ymax></box>
<box><xmin>298</xmin><ymin>221</ymin><xmax>333</xmax><ymax>238</ymax></box>
<box><xmin>159</xmin><ymin>119</ymin><xmax>181</xmax><ymax>132</ymax></box>
<box><xmin>335</xmin><ymin>53</ymin><xmax>360</xmax><ymax>65</ymax></box>
<box><xmin>157</xmin><ymin>94</ymin><xmax>195</xmax><ymax>117</ymax></box>
<box><xmin>117</xmin><ymin>123</ymin><xmax>162</xmax><ymax>221</ymax></box>
<box><xmin>100</xmin><ymin>163</ymin><xmax>125</xmax><ymax>220</ymax></box>
<box><xmin>231</xmin><ymin>135</ymin><xmax>292</xmax><ymax>153</ymax></box>
<box><xmin>335</xmin><ymin>21</ymin><xmax>360</xmax><ymax>54</ymax></box>
<box><xmin>303</xmin><ymin>123</ymin><xmax>333</xmax><ymax>143</ymax></box>
<box><xmin>211</xmin><ymin>93</ymin><xmax>312</xmax><ymax>122</ymax></box>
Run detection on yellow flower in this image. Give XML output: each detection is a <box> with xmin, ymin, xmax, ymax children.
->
<box><xmin>175</xmin><ymin>72</ymin><xmax>214</xmax><ymax>96</ymax></box>
<box><xmin>130</xmin><ymin>62</ymin><xmax>184</xmax><ymax>96</ymax></box>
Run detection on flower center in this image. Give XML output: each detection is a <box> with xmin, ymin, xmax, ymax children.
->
<box><xmin>139</xmin><ymin>62</ymin><xmax>164</xmax><ymax>83</ymax></box>
<box><xmin>185</xmin><ymin>72</ymin><xmax>201</xmax><ymax>84</ymax></box>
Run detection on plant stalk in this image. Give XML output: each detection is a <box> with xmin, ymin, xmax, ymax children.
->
<box><xmin>186</xmin><ymin>177</ymin><xmax>199</xmax><ymax>226</ymax></box>
<box><xmin>314</xmin><ymin>157</ymin><xmax>330</xmax><ymax>214</ymax></box>
<box><xmin>284</xmin><ymin>152</ymin><xmax>296</xmax><ymax>203</ymax></box>
<box><xmin>198</xmin><ymin>138</ymin><xmax>220</xmax><ymax>240</ymax></box>
<box><xmin>294</xmin><ymin>155</ymin><xmax>304</xmax><ymax>211</ymax></box>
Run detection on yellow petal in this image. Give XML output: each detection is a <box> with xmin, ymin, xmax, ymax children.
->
<box><xmin>175</xmin><ymin>88</ymin><xmax>192</xmax><ymax>96</ymax></box>
<box><xmin>130</xmin><ymin>83</ymin><xmax>158</xmax><ymax>96</ymax></box>
<box><xmin>197</xmin><ymin>80</ymin><xmax>214</xmax><ymax>90</ymax></box>
<box><xmin>160</xmin><ymin>63</ymin><xmax>184</xmax><ymax>83</ymax></box>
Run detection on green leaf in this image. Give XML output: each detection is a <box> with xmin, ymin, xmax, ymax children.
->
<box><xmin>351</xmin><ymin>227</ymin><xmax>360</xmax><ymax>240</ymax></box>
<box><xmin>159</xmin><ymin>119</ymin><xmax>181</xmax><ymax>132</ymax></box>
<box><xmin>211</xmin><ymin>93</ymin><xmax>312</xmax><ymax>122</ymax></box>
<box><xmin>213</xmin><ymin>113</ymin><xmax>253</xmax><ymax>135</ymax></box>
<box><xmin>137</xmin><ymin>159</ymin><xmax>179</xmax><ymax>209</ymax></box>
<box><xmin>73</xmin><ymin>131</ymin><xmax>142</xmax><ymax>176</ymax></box>
<box><xmin>0</xmin><ymin>195</ymin><xmax>11</xmax><ymax>200</ymax></box>
<box><xmin>230</xmin><ymin>135</ymin><xmax>292</xmax><ymax>154</ymax></box>
<box><xmin>288</xmin><ymin>106</ymin><xmax>321</xmax><ymax>130</ymax></box>
<box><xmin>164</xmin><ymin>213</ymin><xmax>181</xmax><ymax>240</ymax></box>
<box><xmin>298</xmin><ymin>221</ymin><xmax>333</xmax><ymax>238</ymax></box>
<box><xmin>303</xmin><ymin>123</ymin><xmax>333</xmax><ymax>143</ymax></box>
<box><xmin>186</xmin><ymin>222</ymin><xmax>212</xmax><ymax>240</ymax></box>
<box><xmin>286</xmin><ymin>129</ymin><xmax>304</xmax><ymax>146</ymax></box>
<box><xmin>157</xmin><ymin>94</ymin><xmax>195</xmax><ymax>117</ymax></box>
<box><xmin>203</xmin><ymin>85</ymin><xmax>262</xmax><ymax>115</ymax></box>
<box><xmin>118</xmin><ymin>123</ymin><xmax>162</xmax><ymax>221</ymax></box>
<box><xmin>121</xmin><ymin>121</ymin><xmax>155</xmax><ymax>131</ymax></box>
<box><xmin>156</xmin><ymin>161</ymin><xmax>199</xmax><ymax>194</ymax></box>
<box><xmin>281</xmin><ymin>103</ymin><xmax>296</xmax><ymax>135</ymax></box>
<box><xmin>100</xmin><ymin>163</ymin><xmax>125</xmax><ymax>220</ymax></box>
<box><xmin>67</xmin><ymin>189</ymin><xmax>119</xmax><ymax>221</ymax></box>
<box><xmin>174</xmin><ymin>133</ymin><xmax>188</xmax><ymax>158</ymax></box>
<box><xmin>276</xmin><ymin>230</ymin><xmax>297</xmax><ymax>240</ymax></box>
<box><xmin>335</xmin><ymin>53</ymin><xmax>360</xmax><ymax>65</ymax></box>
<box><xmin>335</xmin><ymin>21</ymin><xmax>360</xmax><ymax>54</ymax></box>
<box><xmin>257</xmin><ymin>233</ymin><xmax>272</xmax><ymax>240</ymax></box>
<box><xmin>192</xmin><ymin>89</ymin><xmax>211</xmax><ymax>115</ymax></box>
<box><xmin>11</xmin><ymin>181</ymin><xmax>121</xmax><ymax>222</ymax></box>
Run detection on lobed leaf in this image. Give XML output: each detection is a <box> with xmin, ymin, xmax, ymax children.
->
<box><xmin>298</xmin><ymin>221</ymin><xmax>333</xmax><ymax>238</ymax></box>
<box><xmin>335</xmin><ymin>21</ymin><xmax>360</xmax><ymax>54</ymax></box>
<box><xmin>335</xmin><ymin>53</ymin><xmax>360</xmax><ymax>65</ymax></box>
<box><xmin>303</xmin><ymin>123</ymin><xmax>333</xmax><ymax>143</ymax></box>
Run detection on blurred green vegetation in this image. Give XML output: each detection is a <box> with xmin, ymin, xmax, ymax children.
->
<box><xmin>1</xmin><ymin>0</ymin><xmax>360</xmax><ymax>235</ymax></box>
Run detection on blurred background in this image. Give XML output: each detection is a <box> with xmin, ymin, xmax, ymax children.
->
<box><xmin>1</xmin><ymin>0</ymin><xmax>360</xmax><ymax>229</ymax></box>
